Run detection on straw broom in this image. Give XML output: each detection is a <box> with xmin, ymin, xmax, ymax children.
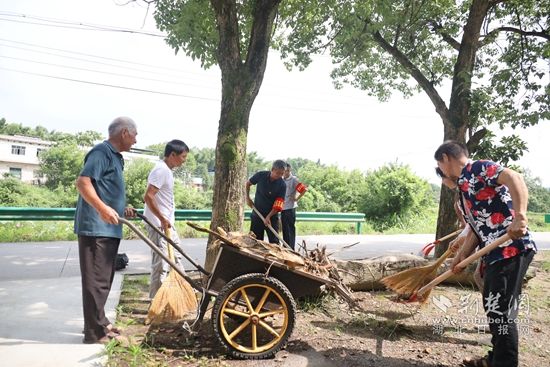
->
<box><xmin>381</xmin><ymin>246</ymin><xmax>455</xmax><ymax>303</ymax></box>
<box><xmin>380</xmin><ymin>230</ymin><xmax>461</xmax><ymax>303</ymax></box>
<box><xmin>146</xmin><ymin>228</ymin><xmax>197</xmax><ymax>325</ymax></box>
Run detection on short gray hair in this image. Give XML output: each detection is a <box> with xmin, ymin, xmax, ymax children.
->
<box><xmin>108</xmin><ymin>116</ymin><xmax>137</xmax><ymax>137</ymax></box>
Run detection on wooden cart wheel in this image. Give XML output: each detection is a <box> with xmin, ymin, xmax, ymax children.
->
<box><xmin>212</xmin><ymin>273</ymin><xmax>296</xmax><ymax>359</ymax></box>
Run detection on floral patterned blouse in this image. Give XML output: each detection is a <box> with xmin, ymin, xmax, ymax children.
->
<box><xmin>458</xmin><ymin>160</ymin><xmax>536</xmax><ymax>265</ymax></box>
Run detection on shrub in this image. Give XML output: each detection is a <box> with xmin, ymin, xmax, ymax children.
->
<box><xmin>359</xmin><ymin>163</ymin><xmax>433</xmax><ymax>230</ymax></box>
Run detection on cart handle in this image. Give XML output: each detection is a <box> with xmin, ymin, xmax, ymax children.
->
<box><xmin>118</xmin><ymin>216</ymin><xmax>210</xmax><ymax>294</ymax></box>
<box><xmin>136</xmin><ymin>213</ymin><xmax>210</xmax><ymax>276</ymax></box>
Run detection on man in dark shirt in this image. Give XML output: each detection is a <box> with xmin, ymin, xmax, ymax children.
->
<box><xmin>245</xmin><ymin>159</ymin><xmax>287</xmax><ymax>243</ymax></box>
<box><xmin>435</xmin><ymin>141</ymin><xmax>536</xmax><ymax>367</ymax></box>
<box><xmin>75</xmin><ymin>116</ymin><xmax>137</xmax><ymax>344</ymax></box>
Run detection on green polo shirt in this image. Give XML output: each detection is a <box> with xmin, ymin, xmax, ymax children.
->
<box><xmin>74</xmin><ymin>141</ymin><xmax>126</xmax><ymax>238</ymax></box>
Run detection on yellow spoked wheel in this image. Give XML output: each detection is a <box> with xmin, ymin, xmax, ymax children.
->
<box><xmin>212</xmin><ymin>273</ymin><xmax>296</xmax><ymax>359</ymax></box>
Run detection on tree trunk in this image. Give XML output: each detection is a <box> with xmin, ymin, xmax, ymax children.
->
<box><xmin>204</xmin><ymin>0</ymin><xmax>281</xmax><ymax>271</ymax></box>
<box><xmin>435</xmin><ymin>0</ymin><xmax>492</xmax><ymax>256</ymax></box>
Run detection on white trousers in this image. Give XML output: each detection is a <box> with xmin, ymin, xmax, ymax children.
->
<box><xmin>145</xmin><ymin>223</ymin><xmax>185</xmax><ymax>299</ymax></box>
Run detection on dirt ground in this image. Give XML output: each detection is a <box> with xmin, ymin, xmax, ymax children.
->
<box><xmin>108</xmin><ymin>251</ymin><xmax>550</xmax><ymax>367</ymax></box>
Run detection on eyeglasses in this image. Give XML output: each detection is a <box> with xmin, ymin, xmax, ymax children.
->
<box><xmin>435</xmin><ymin>167</ymin><xmax>447</xmax><ymax>179</ymax></box>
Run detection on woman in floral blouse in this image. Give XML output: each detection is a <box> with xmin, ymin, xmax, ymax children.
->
<box><xmin>434</xmin><ymin>141</ymin><xmax>536</xmax><ymax>367</ymax></box>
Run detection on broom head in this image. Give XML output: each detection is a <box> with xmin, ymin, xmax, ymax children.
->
<box><xmin>381</xmin><ymin>263</ymin><xmax>441</xmax><ymax>304</ymax></box>
<box><xmin>146</xmin><ymin>270</ymin><xmax>198</xmax><ymax>325</ymax></box>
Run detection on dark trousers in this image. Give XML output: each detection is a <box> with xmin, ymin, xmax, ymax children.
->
<box><xmin>250</xmin><ymin>213</ymin><xmax>280</xmax><ymax>244</ymax></box>
<box><xmin>281</xmin><ymin>208</ymin><xmax>296</xmax><ymax>250</ymax></box>
<box><xmin>78</xmin><ymin>235</ymin><xmax>120</xmax><ymax>342</ymax></box>
<box><xmin>483</xmin><ymin>250</ymin><xmax>534</xmax><ymax>367</ymax></box>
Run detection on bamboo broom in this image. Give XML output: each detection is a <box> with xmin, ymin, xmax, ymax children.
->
<box><xmin>409</xmin><ymin>233</ymin><xmax>512</xmax><ymax>303</ymax></box>
<box><xmin>146</xmin><ymin>228</ymin><xmax>197</xmax><ymax>325</ymax></box>
<box><xmin>380</xmin><ymin>230</ymin><xmax>462</xmax><ymax>302</ymax></box>
<box><xmin>381</xmin><ymin>246</ymin><xmax>456</xmax><ymax>303</ymax></box>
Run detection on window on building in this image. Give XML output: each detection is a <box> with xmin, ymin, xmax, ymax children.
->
<box><xmin>11</xmin><ymin>145</ymin><xmax>26</xmax><ymax>155</ymax></box>
<box><xmin>36</xmin><ymin>148</ymin><xmax>43</xmax><ymax>157</ymax></box>
<box><xmin>9</xmin><ymin>167</ymin><xmax>22</xmax><ymax>179</ymax></box>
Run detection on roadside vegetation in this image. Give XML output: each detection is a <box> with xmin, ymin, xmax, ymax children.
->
<box><xmin>1</xmin><ymin>121</ymin><xmax>550</xmax><ymax>242</ymax></box>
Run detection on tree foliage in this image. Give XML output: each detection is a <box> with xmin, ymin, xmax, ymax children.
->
<box><xmin>0</xmin><ymin>117</ymin><xmax>103</xmax><ymax>145</ymax></box>
<box><xmin>524</xmin><ymin>170</ymin><xmax>550</xmax><ymax>212</ymax></box>
<box><xmin>275</xmin><ymin>0</ymin><xmax>548</xmax><ymax>245</ymax></box>
<box><xmin>124</xmin><ymin>159</ymin><xmax>155</xmax><ymax>208</ymax></box>
<box><xmin>359</xmin><ymin>163</ymin><xmax>434</xmax><ymax>230</ymax></box>
<box><xmin>277</xmin><ymin>0</ymin><xmax>548</xmax><ymax>155</ymax></box>
<box><xmin>39</xmin><ymin>143</ymin><xmax>86</xmax><ymax>190</ymax></box>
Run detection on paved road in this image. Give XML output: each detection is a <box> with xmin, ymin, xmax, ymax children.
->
<box><xmin>1</xmin><ymin>233</ymin><xmax>549</xmax><ymax>281</ymax></box>
<box><xmin>1</xmin><ymin>232</ymin><xmax>548</xmax><ymax>366</ymax></box>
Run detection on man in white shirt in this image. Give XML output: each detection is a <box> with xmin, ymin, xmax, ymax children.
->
<box><xmin>143</xmin><ymin>139</ymin><xmax>189</xmax><ymax>299</ymax></box>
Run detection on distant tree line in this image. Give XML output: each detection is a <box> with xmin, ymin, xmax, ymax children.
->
<box><xmin>1</xmin><ymin>119</ymin><xmax>549</xmax><ymax>231</ymax></box>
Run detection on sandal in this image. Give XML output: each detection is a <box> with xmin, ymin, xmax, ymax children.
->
<box><xmin>106</xmin><ymin>324</ymin><xmax>122</xmax><ymax>335</ymax></box>
<box><xmin>83</xmin><ymin>333</ymin><xmax>128</xmax><ymax>345</ymax></box>
<box><xmin>462</xmin><ymin>357</ymin><xmax>491</xmax><ymax>367</ymax></box>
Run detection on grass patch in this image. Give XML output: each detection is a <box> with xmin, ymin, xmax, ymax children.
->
<box><xmin>0</xmin><ymin>221</ymin><xmax>77</xmax><ymax>242</ymax></box>
<box><xmin>1</xmin><ymin>210</ymin><xmax>547</xmax><ymax>242</ymax></box>
<box><xmin>527</xmin><ymin>212</ymin><xmax>550</xmax><ymax>232</ymax></box>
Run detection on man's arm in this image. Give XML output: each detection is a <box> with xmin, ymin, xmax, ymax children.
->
<box><xmin>294</xmin><ymin>181</ymin><xmax>307</xmax><ymax>202</ymax></box>
<box><xmin>143</xmin><ymin>184</ymin><xmax>170</xmax><ymax>231</ymax></box>
<box><xmin>497</xmin><ymin>168</ymin><xmax>529</xmax><ymax>239</ymax></box>
<box><xmin>245</xmin><ymin>180</ymin><xmax>254</xmax><ymax>208</ymax></box>
<box><xmin>76</xmin><ymin>176</ymin><xmax>119</xmax><ymax>224</ymax></box>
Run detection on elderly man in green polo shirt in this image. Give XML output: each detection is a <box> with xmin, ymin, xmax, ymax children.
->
<box><xmin>74</xmin><ymin>116</ymin><xmax>137</xmax><ymax>344</ymax></box>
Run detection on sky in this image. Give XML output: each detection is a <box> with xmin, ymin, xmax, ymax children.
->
<box><xmin>0</xmin><ymin>0</ymin><xmax>548</xmax><ymax>187</ymax></box>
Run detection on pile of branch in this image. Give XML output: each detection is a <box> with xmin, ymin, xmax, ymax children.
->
<box><xmin>186</xmin><ymin>222</ymin><xmax>358</xmax><ymax>308</ymax></box>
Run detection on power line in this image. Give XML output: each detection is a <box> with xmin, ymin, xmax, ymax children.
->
<box><xmin>0</xmin><ymin>42</ymin><xmax>213</xmax><ymax>81</ymax></box>
<box><xmin>0</xmin><ymin>38</ymin><xmax>368</xmax><ymax>105</ymax></box>
<box><xmin>0</xmin><ymin>66</ymin><xmax>362</xmax><ymax>114</ymax></box>
<box><xmin>0</xmin><ymin>37</ymin><xmax>211</xmax><ymax>77</ymax></box>
<box><xmin>0</xmin><ymin>54</ymin><xmax>218</xmax><ymax>90</ymax></box>
<box><xmin>0</xmin><ymin>11</ymin><xmax>165</xmax><ymax>37</ymax></box>
<box><xmin>0</xmin><ymin>66</ymin><xmax>219</xmax><ymax>101</ymax></box>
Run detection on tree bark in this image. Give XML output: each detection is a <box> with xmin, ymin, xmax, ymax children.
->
<box><xmin>205</xmin><ymin>0</ymin><xmax>281</xmax><ymax>271</ymax></box>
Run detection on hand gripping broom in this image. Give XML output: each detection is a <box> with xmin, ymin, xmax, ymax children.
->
<box><xmin>146</xmin><ymin>227</ymin><xmax>197</xmax><ymax>325</ymax></box>
<box><xmin>381</xmin><ymin>230</ymin><xmax>462</xmax><ymax>302</ymax></box>
<box><xmin>410</xmin><ymin>233</ymin><xmax>511</xmax><ymax>303</ymax></box>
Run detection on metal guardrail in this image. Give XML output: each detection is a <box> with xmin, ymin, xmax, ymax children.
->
<box><xmin>0</xmin><ymin>207</ymin><xmax>366</xmax><ymax>233</ymax></box>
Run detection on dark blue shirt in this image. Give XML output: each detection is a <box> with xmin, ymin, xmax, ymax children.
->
<box><xmin>74</xmin><ymin>141</ymin><xmax>126</xmax><ymax>238</ymax></box>
<box><xmin>458</xmin><ymin>160</ymin><xmax>536</xmax><ymax>265</ymax></box>
<box><xmin>249</xmin><ymin>171</ymin><xmax>286</xmax><ymax>216</ymax></box>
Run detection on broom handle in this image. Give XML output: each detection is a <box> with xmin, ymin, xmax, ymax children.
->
<box><xmin>136</xmin><ymin>213</ymin><xmax>210</xmax><ymax>276</ymax></box>
<box><xmin>430</xmin><ymin>245</ymin><xmax>455</xmax><ymax>269</ymax></box>
<box><xmin>434</xmin><ymin>229</ymin><xmax>464</xmax><ymax>244</ymax></box>
<box><xmin>166</xmin><ymin>228</ymin><xmax>175</xmax><ymax>263</ymax></box>
<box><xmin>118</xmin><ymin>217</ymin><xmax>206</xmax><ymax>293</ymax></box>
<box><xmin>251</xmin><ymin>205</ymin><xmax>294</xmax><ymax>251</ymax></box>
<box><xmin>422</xmin><ymin>229</ymin><xmax>463</xmax><ymax>253</ymax></box>
<box><xmin>417</xmin><ymin>233</ymin><xmax>512</xmax><ymax>298</ymax></box>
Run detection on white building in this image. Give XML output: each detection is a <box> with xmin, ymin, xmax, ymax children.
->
<box><xmin>0</xmin><ymin>134</ymin><xmax>159</xmax><ymax>184</ymax></box>
<box><xmin>0</xmin><ymin>134</ymin><xmax>52</xmax><ymax>183</ymax></box>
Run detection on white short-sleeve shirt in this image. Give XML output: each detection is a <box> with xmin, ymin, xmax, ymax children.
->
<box><xmin>143</xmin><ymin>160</ymin><xmax>175</xmax><ymax>227</ymax></box>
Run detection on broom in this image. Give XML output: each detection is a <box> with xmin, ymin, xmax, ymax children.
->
<box><xmin>381</xmin><ymin>246</ymin><xmax>456</xmax><ymax>303</ymax></box>
<box><xmin>419</xmin><ymin>229</ymin><xmax>463</xmax><ymax>256</ymax></box>
<box><xmin>146</xmin><ymin>228</ymin><xmax>197</xmax><ymax>325</ymax></box>
<box><xmin>410</xmin><ymin>233</ymin><xmax>512</xmax><ymax>303</ymax></box>
<box><xmin>380</xmin><ymin>230</ymin><xmax>462</xmax><ymax>302</ymax></box>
